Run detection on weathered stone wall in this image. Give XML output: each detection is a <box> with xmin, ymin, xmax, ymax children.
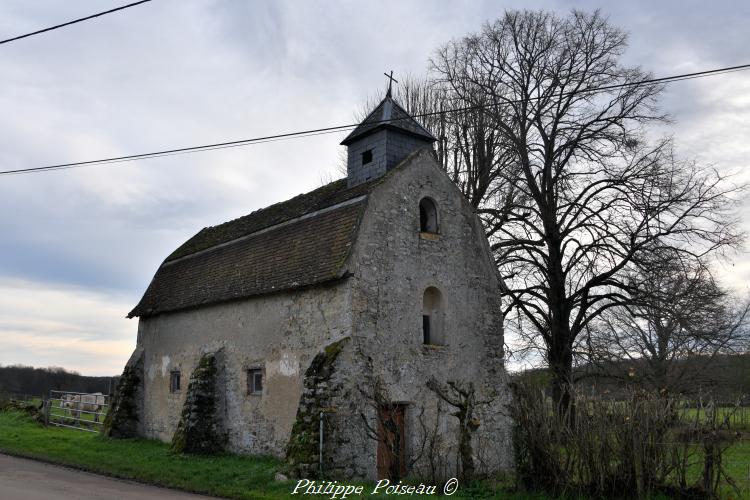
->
<box><xmin>130</xmin><ymin>147</ymin><xmax>512</xmax><ymax>477</ymax></box>
<box><xmin>336</xmin><ymin>149</ymin><xmax>513</xmax><ymax>479</ymax></box>
<box><xmin>134</xmin><ymin>282</ymin><xmax>352</xmax><ymax>457</ymax></box>
<box><xmin>285</xmin><ymin>337</ymin><xmax>350</xmax><ymax>477</ymax></box>
<box><xmin>104</xmin><ymin>347</ymin><xmax>144</xmax><ymax>438</ymax></box>
<box><xmin>171</xmin><ymin>351</ymin><xmax>225</xmax><ymax>454</ymax></box>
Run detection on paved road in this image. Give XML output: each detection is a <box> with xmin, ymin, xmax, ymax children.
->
<box><xmin>0</xmin><ymin>454</ymin><xmax>218</xmax><ymax>499</ymax></box>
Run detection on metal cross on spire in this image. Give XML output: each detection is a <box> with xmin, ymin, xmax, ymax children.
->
<box><xmin>384</xmin><ymin>70</ymin><xmax>398</xmax><ymax>97</ymax></box>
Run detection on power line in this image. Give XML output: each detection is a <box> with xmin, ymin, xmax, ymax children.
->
<box><xmin>0</xmin><ymin>1</ymin><xmax>153</xmax><ymax>45</ymax></box>
<box><xmin>2</xmin><ymin>62</ymin><xmax>749</xmax><ymax>177</ymax></box>
<box><xmin>0</xmin><ymin>126</ymin><xmax>360</xmax><ymax>176</ymax></box>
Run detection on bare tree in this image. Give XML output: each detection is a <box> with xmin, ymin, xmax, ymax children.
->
<box><xmin>585</xmin><ymin>252</ymin><xmax>749</xmax><ymax>394</ymax></box>
<box><xmin>425</xmin><ymin>378</ymin><xmax>485</xmax><ymax>480</ymax></box>
<box><xmin>397</xmin><ymin>76</ymin><xmax>518</xmax><ymax>224</ymax></box>
<box><xmin>430</xmin><ymin>9</ymin><xmax>743</xmax><ymax>412</ymax></box>
<box><xmin>355</xmin><ymin>75</ymin><xmax>520</xmax><ymax>244</ymax></box>
<box><xmin>417</xmin><ymin>399</ymin><xmax>449</xmax><ymax>483</ymax></box>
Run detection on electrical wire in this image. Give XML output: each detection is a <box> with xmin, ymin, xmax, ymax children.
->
<box><xmin>2</xmin><ymin>62</ymin><xmax>749</xmax><ymax>177</ymax></box>
<box><xmin>0</xmin><ymin>1</ymin><xmax>152</xmax><ymax>45</ymax></box>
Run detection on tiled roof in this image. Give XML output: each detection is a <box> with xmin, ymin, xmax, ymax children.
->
<box><xmin>166</xmin><ymin>178</ymin><xmax>374</xmax><ymax>262</ymax></box>
<box><xmin>129</xmin><ymin>148</ymin><xmax>432</xmax><ymax>319</ymax></box>
<box><xmin>340</xmin><ymin>96</ymin><xmax>436</xmax><ymax>146</ymax></box>
<box><xmin>128</xmin><ymin>180</ymin><xmax>373</xmax><ymax>318</ymax></box>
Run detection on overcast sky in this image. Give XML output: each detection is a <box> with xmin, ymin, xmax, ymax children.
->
<box><xmin>0</xmin><ymin>0</ymin><xmax>748</xmax><ymax>376</ymax></box>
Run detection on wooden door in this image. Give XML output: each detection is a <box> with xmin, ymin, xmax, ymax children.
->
<box><xmin>376</xmin><ymin>404</ymin><xmax>406</xmax><ymax>480</ymax></box>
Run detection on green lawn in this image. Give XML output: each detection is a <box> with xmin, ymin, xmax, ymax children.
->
<box><xmin>0</xmin><ymin>411</ymin><xmax>289</xmax><ymax>499</ymax></box>
<box><xmin>682</xmin><ymin>406</ymin><xmax>750</xmax><ymax>431</ymax></box>
<box><xmin>1</xmin><ymin>409</ymin><xmax>746</xmax><ymax>499</ymax></box>
<box><xmin>670</xmin><ymin>439</ymin><xmax>750</xmax><ymax>499</ymax></box>
<box><xmin>0</xmin><ymin>411</ymin><xmax>534</xmax><ymax>499</ymax></box>
<box><xmin>718</xmin><ymin>441</ymin><xmax>750</xmax><ymax>496</ymax></box>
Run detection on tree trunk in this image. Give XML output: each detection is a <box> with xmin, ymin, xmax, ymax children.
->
<box><xmin>458</xmin><ymin>420</ymin><xmax>475</xmax><ymax>480</ymax></box>
<box><xmin>549</xmin><ymin>340</ymin><xmax>574</xmax><ymax>419</ymax></box>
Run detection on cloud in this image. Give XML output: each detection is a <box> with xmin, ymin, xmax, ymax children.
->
<box><xmin>0</xmin><ymin>0</ymin><xmax>748</xmax><ymax>376</ymax></box>
<box><xmin>0</xmin><ymin>278</ymin><xmax>137</xmax><ymax>376</ymax></box>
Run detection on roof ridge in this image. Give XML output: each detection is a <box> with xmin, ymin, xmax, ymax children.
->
<box><xmin>164</xmin><ymin>176</ymin><xmax>380</xmax><ymax>262</ymax></box>
<box><xmin>205</xmin><ymin>177</ymin><xmax>347</xmax><ymax>231</ymax></box>
<box><xmin>164</xmin><ymin>194</ymin><xmax>368</xmax><ymax>267</ymax></box>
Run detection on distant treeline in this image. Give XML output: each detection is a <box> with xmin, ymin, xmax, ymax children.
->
<box><xmin>513</xmin><ymin>352</ymin><xmax>750</xmax><ymax>402</ymax></box>
<box><xmin>0</xmin><ymin>365</ymin><xmax>117</xmax><ymax>397</ymax></box>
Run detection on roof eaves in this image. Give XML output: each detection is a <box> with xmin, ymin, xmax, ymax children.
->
<box><xmin>128</xmin><ymin>273</ymin><xmax>352</xmax><ymax>319</ymax></box>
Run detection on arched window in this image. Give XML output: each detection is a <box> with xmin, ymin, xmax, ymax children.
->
<box><xmin>422</xmin><ymin>287</ymin><xmax>444</xmax><ymax>345</ymax></box>
<box><xmin>419</xmin><ymin>198</ymin><xmax>438</xmax><ymax>233</ymax></box>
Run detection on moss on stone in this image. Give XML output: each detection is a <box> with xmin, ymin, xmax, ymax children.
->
<box><xmin>306</xmin><ymin>337</ymin><xmax>347</xmax><ymax>380</ymax></box>
<box><xmin>0</xmin><ymin>400</ymin><xmax>45</xmax><ymax>424</ymax></box>
<box><xmin>171</xmin><ymin>352</ymin><xmax>226</xmax><ymax>454</ymax></box>
<box><xmin>104</xmin><ymin>351</ymin><xmax>143</xmax><ymax>438</ymax></box>
<box><xmin>285</xmin><ymin>337</ymin><xmax>348</xmax><ymax>477</ymax></box>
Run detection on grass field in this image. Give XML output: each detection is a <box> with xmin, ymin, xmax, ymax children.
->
<box><xmin>0</xmin><ymin>410</ymin><xmax>292</xmax><ymax>499</ymax></box>
<box><xmin>0</xmin><ymin>411</ymin><xmax>537</xmax><ymax>499</ymax></box>
<box><xmin>716</xmin><ymin>442</ymin><xmax>750</xmax><ymax>497</ymax></box>
<box><xmin>0</xmin><ymin>409</ymin><xmax>747</xmax><ymax>499</ymax></box>
<box><xmin>682</xmin><ymin>405</ymin><xmax>750</xmax><ymax>431</ymax></box>
<box><xmin>668</xmin><ymin>437</ymin><xmax>750</xmax><ymax>498</ymax></box>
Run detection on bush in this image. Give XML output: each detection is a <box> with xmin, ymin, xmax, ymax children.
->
<box><xmin>510</xmin><ymin>383</ymin><xmax>740</xmax><ymax>499</ymax></box>
<box><xmin>0</xmin><ymin>399</ymin><xmax>45</xmax><ymax>423</ymax></box>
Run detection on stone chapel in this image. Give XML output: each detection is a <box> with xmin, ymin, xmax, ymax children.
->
<box><xmin>108</xmin><ymin>89</ymin><xmax>513</xmax><ymax>480</ymax></box>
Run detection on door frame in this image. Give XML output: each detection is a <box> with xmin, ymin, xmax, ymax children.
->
<box><xmin>376</xmin><ymin>403</ymin><xmax>408</xmax><ymax>480</ymax></box>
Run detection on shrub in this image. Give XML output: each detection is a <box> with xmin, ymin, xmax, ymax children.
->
<box><xmin>510</xmin><ymin>383</ymin><xmax>740</xmax><ymax>499</ymax></box>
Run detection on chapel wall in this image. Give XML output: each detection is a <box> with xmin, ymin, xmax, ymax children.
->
<box><xmin>336</xmin><ymin>150</ymin><xmax>513</xmax><ymax>479</ymax></box>
<box><xmin>135</xmin><ymin>280</ymin><xmax>353</xmax><ymax>457</ymax></box>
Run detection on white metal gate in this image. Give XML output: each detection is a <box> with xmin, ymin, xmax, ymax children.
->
<box><xmin>46</xmin><ymin>390</ymin><xmax>109</xmax><ymax>433</ymax></box>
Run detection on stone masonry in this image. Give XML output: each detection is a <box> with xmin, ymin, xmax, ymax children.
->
<box><xmin>122</xmin><ymin>93</ymin><xmax>513</xmax><ymax>480</ymax></box>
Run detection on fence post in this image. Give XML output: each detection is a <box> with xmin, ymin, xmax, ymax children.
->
<box><xmin>44</xmin><ymin>398</ymin><xmax>50</xmax><ymax>426</ymax></box>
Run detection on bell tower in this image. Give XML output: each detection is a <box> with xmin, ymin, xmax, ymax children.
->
<box><xmin>341</xmin><ymin>74</ymin><xmax>436</xmax><ymax>187</ymax></box>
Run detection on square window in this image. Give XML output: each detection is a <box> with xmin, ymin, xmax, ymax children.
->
<box><xmin>247</xmin><ymin>369</ymin><xmax>263</xmax><ymax>395</ymax></box>
<box><xmin>362</xmin><ymin>149</ymin><xmax>373</xmax><ymax>165</ymax></box>
<box><xmin>169</xmin><ymin>371</ymin><xmax>181</xmax><ymax>393</ymax></box>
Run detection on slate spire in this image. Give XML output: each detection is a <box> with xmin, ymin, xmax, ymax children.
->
<box><xmin>342</xmin><ymin>90</ymin><xmax>436</xmax><ymax>188</ymax></box>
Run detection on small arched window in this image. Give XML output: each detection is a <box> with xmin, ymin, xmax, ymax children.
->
<box><xmin>422</xmin><ymin>287</ymin><xmax>444</xmax><ymax>345</ymax></box>
<box><xmin>419</xmin><ymin>198</ymin><xmax>438</xmax><ymax>234</ymax></box>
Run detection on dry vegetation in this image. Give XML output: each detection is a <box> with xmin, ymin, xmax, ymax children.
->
<box><xmin>511</xmin><ymin>382</ymin><xmax>748</xmax><ymax>499</ymax></box>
